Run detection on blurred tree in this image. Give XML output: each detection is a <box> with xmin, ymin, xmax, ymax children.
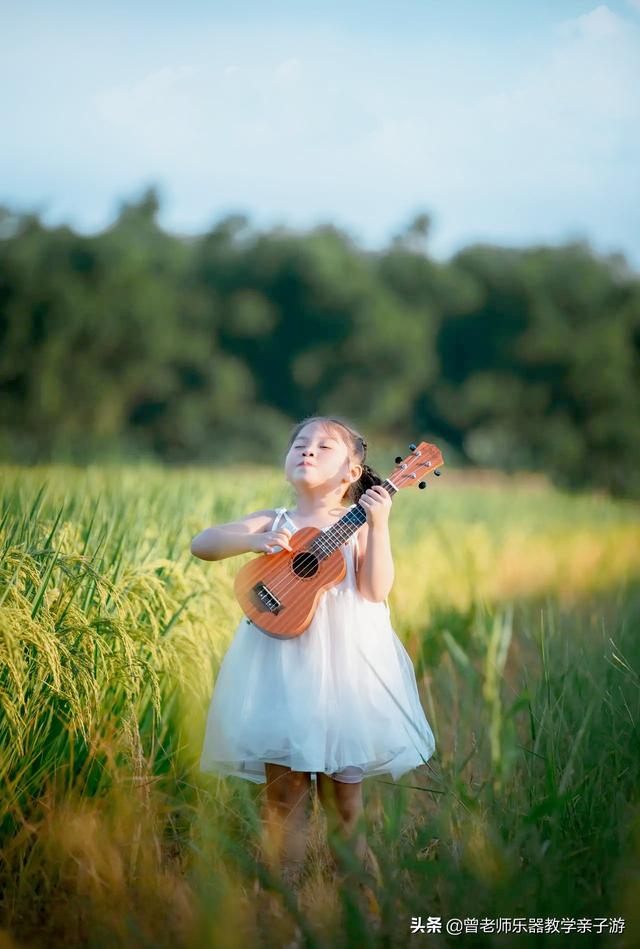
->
<box><xmin>433</xmin><ymin>243</ymin><xmax>640</xmax><ymax>494</ymax></box>
<box><xmin>392</xmin><ymin>211</ymin><xmax>432</xmax><ymax>255</ymax></box>
<box><xmin>0</xmin><ymin>193</ymin><xmax>638</xmax><ymax>497</ymax></box>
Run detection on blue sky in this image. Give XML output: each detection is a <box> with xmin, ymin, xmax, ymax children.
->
<box><xmin>2</xmin><ymin>1</ymin><xmax>639</xmax><ymax>267</ymax></box>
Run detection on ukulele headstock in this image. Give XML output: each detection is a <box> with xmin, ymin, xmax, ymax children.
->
<box><xmin>388</xmin><ymin>441</ymin><xmax>444</xmax><ymax>491</ymax></box>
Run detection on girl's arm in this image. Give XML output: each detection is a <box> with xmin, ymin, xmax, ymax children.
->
<box><xmin>356</xmin><ymin>522</ymin><xmax>395</xmax><ymax>603</ymax></box>
<box><xmin>191</xmin><ymin>510</ymin><xmax>275</xmax><ymax>562</ymax></box>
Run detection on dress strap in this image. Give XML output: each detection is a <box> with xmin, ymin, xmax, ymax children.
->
<box><xmin>282</xmin><ymin>510</ymin><xmax>297</xmax><ymax>530</ymax></box>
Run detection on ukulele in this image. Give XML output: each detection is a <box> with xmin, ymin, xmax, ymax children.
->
<box><xmin>234</xmin><ymin>441</ymin><xmax>444</xmax><ymax>639</ymax></box>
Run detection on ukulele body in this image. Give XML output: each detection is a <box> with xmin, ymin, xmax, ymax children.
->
<box><xmin>234</xmin><ymin>526</ymin><xmax>348</xmax><ymax>639</ymax></box>
<box><xmin>232</xmin><ymin>439</ymin><xmax>444</xmax><ymax>640</ymax></box>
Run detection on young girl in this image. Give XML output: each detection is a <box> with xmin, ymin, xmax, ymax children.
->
<box><xmin>193</xmin><ymin>415</ymin><xmax>436</xmax><ymax>885</ymax></box>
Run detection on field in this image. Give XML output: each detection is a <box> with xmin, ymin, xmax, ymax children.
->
<box><xmin>1</xmin><ymin>463</ymin><xmax>640</xmax><ymax>948</ymax></box>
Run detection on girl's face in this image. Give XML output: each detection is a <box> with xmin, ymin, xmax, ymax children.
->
<box><xmin>284</xmin><ymin>422</ymin><xmax>361</xmax><ymax>496</ymax></box>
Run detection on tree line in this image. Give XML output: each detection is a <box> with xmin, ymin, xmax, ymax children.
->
<box><xmin>1</xmin><ymin>187</ymin><xmax>638</xmax><ymax>498</ymax></box>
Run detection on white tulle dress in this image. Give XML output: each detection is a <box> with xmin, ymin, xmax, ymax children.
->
<box><xmin>199</xmin><ymin>505</ymin><xmax>436</xmax><ymax>785</ymax></box>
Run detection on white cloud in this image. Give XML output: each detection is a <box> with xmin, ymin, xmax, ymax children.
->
<box><xmin>2</xmin><ymin>6</ymin><xmax>639</xmax><ymax>265</ymax></box>
<box><xmin>556</xmin><ymin>4</ymin><xmax>627</xmax><ymax>38</ymax></box>
<box><xmin>354</xmin><ymin>6</ymin><xmax>639</xmax><ymax>194</ymax></box>
<box><xmin>274</xmin><ymin>58</ymin><xmax>302</xmax><ymax>83</ymax></box>
<box><xmin>97</xmin><ymin>66</ymin><xmax>200</xmax><ymax>127</ymax></box>
<box><xmin>344</xmin><ymin>5</ymin><xmax>640</xmax><ymax>258</ymax></box>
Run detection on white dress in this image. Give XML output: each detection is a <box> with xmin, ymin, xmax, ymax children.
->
<box><xmin>199</xmin><ymin>505</ymin><xmax>436</xmax><ymax>784</ymax></box>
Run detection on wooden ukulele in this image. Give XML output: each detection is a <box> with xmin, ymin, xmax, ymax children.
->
<box><xmin>234</xmin><ymin>441</ymin><xmax>444</xmax><ymax>640</ymax></box>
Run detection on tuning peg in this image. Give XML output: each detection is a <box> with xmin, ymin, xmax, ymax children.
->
<box><xmin>409</xmin><ymin>443</ymin><xmax>417</xmax><ymax>451</ymax></box>
<box><xmin>395</xmin><ymin>456</ymin><xmax>403</xmax><ymax>464</ymax></box>
<box><xmin>418</xmin><ymin>481</ymin><xmax>427</xmax><ymax>489</ymax></box>
<box><xmin>434</xmin><ymin>469</ymin><xmax>441</xmax><ymax>476</ymax></box>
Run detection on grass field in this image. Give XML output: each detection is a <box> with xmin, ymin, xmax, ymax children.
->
<box><xmin>1</xmin><ymin>462</ymin><xmax>639</xmax><ymax>948</ymax></box>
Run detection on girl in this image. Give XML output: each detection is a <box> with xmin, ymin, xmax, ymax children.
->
<box><xmin>192</xmin><ymin>415</ymin><xmax>436</xmax><ymax>886</ymax></box>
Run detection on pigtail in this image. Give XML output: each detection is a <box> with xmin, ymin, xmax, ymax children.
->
<box><xmin>349</xmin><ymin>462</ymin><xmax>384</xmax><ymax>505</ymax></box>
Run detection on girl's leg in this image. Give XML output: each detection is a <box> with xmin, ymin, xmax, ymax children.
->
<box><xmin>316</xmin><ymin>771</ymin><xmax>368</xmax><ymax>869</ymax></box>
<box><xmin>261</xmin><ymin>763</ymin><xmax>312</xmax><ymax>878</ymax></box>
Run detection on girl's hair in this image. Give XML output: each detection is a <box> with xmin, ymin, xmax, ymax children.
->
<box><xmin>286</xmin><ymin>414</ymin><xmax>383</xmax><ymax>504</ymax></box>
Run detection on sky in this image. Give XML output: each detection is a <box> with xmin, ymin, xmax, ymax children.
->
<box><xmin>1</xmin><ymin>0</ymin><xmax>639</xmax><ymax>268</ymax></box>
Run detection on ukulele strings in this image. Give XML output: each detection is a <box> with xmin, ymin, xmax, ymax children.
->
<box><xmin>265</xmin><ymin>472</ymin><xmax>402</xmax><ymax>604</ymax></box>
<box><xmin>247</xmin><ymin>451</ymin><xmax>437</xmax><ymax>623</ymax></box>
<box><xmin>262</xmin><ymin>507</ymin><xmax>361</xmax><ymax>606</ymax></box>
<box><xmin>261</xmin><ymin>474</ymin><xmax>401</xmax><ymax>607</ymax></box>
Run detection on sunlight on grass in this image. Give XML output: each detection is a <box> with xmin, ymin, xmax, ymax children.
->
<box><xmin>1</xmin><ymin>462</ymin><xmax>639</xmax><ymax>946</ymax></box>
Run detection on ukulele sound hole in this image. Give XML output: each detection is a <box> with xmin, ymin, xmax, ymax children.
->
<box><xmin>292</xmin><ymin>550</ymin><xmax>319</xmax><ymax>579</ymax></box>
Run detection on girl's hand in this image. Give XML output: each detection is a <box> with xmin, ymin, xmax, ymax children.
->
<box><xmin>358</xmin><ymin>485</ymin><xmax>392</xmax><ymax>529</ymax></box>
<box><xmin>252</xmin><ymin>528</ymin><xmax>293</xmax><ymax>554</ymax></box>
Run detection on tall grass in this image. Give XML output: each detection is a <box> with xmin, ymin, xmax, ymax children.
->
<box><xmin>1</xmin><ymin>462</ymin><xmax>639</xmax><ymax>947</ymax></box>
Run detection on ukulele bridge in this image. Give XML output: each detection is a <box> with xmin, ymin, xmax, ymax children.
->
<box><xmin>251</xmin><ymin>581</ymin><xmax>282</xmax><ymax>615</ymax></box>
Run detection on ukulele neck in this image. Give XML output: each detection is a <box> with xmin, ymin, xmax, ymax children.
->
<box><xmin>309</xmin><ymin>478</ymin><xmax>398</xmax><ymax>559</ymax></box>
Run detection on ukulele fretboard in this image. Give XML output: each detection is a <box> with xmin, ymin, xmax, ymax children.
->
<box><xmin>308</xmin><ymin>478</ymin><xmax>397</xmax><ymax>560</ymax></box>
